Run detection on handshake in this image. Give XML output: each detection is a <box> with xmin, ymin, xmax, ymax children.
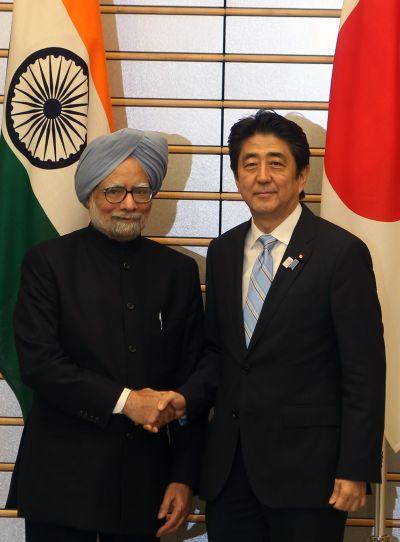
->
<box><xmin>122</xmin><ymin>388</ymin><xmax>186</xmax><ymax>432</ymax></box>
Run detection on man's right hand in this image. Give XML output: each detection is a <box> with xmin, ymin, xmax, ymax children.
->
<box><xmin>122</xmin><ymin>388</ymin><xmax>175</xmax><ymax>431</ymax></box>
<box><xmin>142</xmin><ymin>391</ymin><xmax>187</xmax><ymax>433</ymax></box>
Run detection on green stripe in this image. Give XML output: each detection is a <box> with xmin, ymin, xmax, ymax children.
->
<box><xmin>0</xmin><ymin>135</ymin><xmax>58</xmax><ymax>419</ymax></box>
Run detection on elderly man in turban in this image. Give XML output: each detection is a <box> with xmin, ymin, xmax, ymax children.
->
<box><xmin>8</xmin><ymin>129</ymin><xmax>204</xmax><ymax>542</ymax></box>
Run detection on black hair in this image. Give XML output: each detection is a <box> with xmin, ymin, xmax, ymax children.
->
<box><xmin>228</xmin><ymin>110</ymin><xmax>310</xmax><ymax>199</ymax></box>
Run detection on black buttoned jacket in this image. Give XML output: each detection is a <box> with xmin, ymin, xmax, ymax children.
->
<box><xmin>180</xmin><ymin>205</ymin><xmax>386</xmax><ymax>508</ymax></box>
<box><xmin>8</xmin><ymin>226</ymin><xmax>204</xmax><ymax>536</ymax></box>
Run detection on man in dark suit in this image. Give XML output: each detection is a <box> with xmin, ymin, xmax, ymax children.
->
<box><xmin>157</xmin><ymin>111</ymin><xmax>386</xmax><ymax>542</ymax></box>
<box><xmin>8</xmin><ymin>128</ymin><xmax>204</xmax><ymax>542</ymax></box>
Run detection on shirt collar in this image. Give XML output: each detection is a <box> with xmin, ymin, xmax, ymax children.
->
<box><xmin>247</xmin><ymin>203</ymin><xmax>302</xmax><ymax>250</ymax></box>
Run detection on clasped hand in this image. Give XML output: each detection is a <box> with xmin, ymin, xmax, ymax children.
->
<box><xmin>122</xmin><ymin>388</ymin><xmax>186</xmax><ymax>432</ymax></box>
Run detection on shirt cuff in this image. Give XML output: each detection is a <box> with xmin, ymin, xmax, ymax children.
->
<box><xmin>113</xmin><ymin>388</ymin><xmax>131</xmax><ymax>414</ymax></box>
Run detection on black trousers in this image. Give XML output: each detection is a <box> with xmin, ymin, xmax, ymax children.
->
<box><xmin>25</xmin><ymin>520</ymin><xmax>158</xmax><ymax>542</ymax></box>
<box><xmin>206</xmin><ymin>443</ymin><xmax>347</xmax><ymax>542</ymax></box>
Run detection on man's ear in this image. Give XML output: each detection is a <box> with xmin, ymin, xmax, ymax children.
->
<box><xmin>298</xmin><ymin>164</ymin><xmax>310</xmax><ymax>194</ymax></box>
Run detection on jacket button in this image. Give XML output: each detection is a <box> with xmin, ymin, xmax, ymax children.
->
<box><xmin>122</xmin><ymin>262</ymin><xmax>131</xmax><ymax>270</ymax></box>
<box><xmin>126</xmin><ymin>302</ymin><xmax>135</xmax><ymax>310</ymax></box>
<box><xmin>128</xmin><ymin>345</ymin><xmax>137</xmax><ymax>353</ymax></box>
<box><xmin>231</xmin><ymin>409</ymin><xmax>239</xmax><ymax>419</ymax></box>
<box><xmin>241</xmin><ymin>364</ymin><xmax>250</xmax><ymax>375</ymax></box>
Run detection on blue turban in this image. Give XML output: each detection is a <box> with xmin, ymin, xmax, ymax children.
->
<box><xmin>75</xmin><ymin>128</ymin><xmax>168</xmax><ymax>205</ymax></box>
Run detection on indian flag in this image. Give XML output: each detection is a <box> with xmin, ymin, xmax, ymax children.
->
<box><xmin>0</xmin><ymin>0</ymin><xmax>113</xmax><ymax>418</ymax></box>
<box><xmin>321</xmin><ymin>0</ymin><xmax>400</xmax><ymax>451</ymax></box>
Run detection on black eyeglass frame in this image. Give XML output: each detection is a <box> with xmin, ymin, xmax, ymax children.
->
<box><xmin>101</xmin><ymin>186</ymin><xmax>154</xmax><ymax>204</ymax></box>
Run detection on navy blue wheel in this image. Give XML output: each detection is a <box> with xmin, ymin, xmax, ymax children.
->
<box><xmin>6</xmin><ymin>47</ymin><xmax>89</xmax><ymax>169</ymax></box>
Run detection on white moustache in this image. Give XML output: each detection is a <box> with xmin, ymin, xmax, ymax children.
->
<box><xmin>111</xmin><ymin>213</ymin><xmax>142</xmax><ymax>220</ymax></box>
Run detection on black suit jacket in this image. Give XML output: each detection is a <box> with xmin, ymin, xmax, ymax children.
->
<box><xmin>180</xmin><ymin>205</ymin><xmax>385</xmax><ymax>508</ymax></box>
<box><xmin>8</xmin><ymin>226</ymin><xmax>204</xmax><ymax>535</ymax></box>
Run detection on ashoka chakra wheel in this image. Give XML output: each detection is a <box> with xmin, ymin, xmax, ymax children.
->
<box><xmin>6</xmin><ymin>47</ymin><xmax>89</xmax><ymax>169</ymax></box>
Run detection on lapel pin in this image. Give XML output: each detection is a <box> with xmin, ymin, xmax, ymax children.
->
<box><xmin>282</xmin><ymin>256</ymin><xmax>300</xmax><ymax>270</ymax></box>
<box><xmin>298</xmin><ymin>253</ymin><xmax>304</xmax><ymax>259</ymax></box>
<box><xmin>282</xmin><ymin>257</ymin><xmax>293</xmax><ymax>269</ymax></box>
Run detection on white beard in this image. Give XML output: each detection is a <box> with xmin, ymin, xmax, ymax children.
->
<box><xmin>89</xmin><ymin>200</ymin><xmax>146</xmax><ymax>242</ymax></box>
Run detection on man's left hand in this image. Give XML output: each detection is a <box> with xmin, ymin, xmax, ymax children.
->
<box><xmin>329</xmin><ymin>478</ymin><xmax>367</xmax><ymax>512</ymax></box>
<box><xmin>143</xmin><ymin>390</ymin><xmax>187</xmax><ymax>433</ymax></box>
<box><xmin>156</xmin><ymin>482</ymin><xmax>192</xmax><ymax>537</ymax></box>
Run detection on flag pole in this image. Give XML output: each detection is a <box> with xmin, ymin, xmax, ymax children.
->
<box><xmin>368</xmin><ymin>439</ymin><xmax>391</xmax><ymax>542</ymax></box>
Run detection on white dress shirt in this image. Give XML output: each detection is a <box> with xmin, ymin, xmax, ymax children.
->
<box><xmin>242</xmin><ymin>204</ymin><xmax>302</xmax><ymax>307</ymax></box>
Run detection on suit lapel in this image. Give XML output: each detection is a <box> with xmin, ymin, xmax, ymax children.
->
<box><xmin>246</xmin><ymin>205</ymin><xmax>317</xmax><ymax>355</ymax></box>
<box><xmin>226</xmin><ymin>221</ymin><xmax>250</xmax><ymax>360</ymax></box>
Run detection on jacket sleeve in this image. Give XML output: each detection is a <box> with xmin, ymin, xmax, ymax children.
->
<box><xmin>178</xmin><ymin>239</ymin><xmax>221</xmax><ymax>421</ymax></box>
<box><xmin>168</xmin><ymin>258</ymin><xmax>207</xmax><ymax>490</ymax></box>
<box><xmin>14</xmin><ymin>247</ymin><xmax>123</xmax><ymax>428</ymax></box>
<box><xmin>330</xmin><ymin>238</ymin><xmax>386</xmax><ymax>483</ymax></box>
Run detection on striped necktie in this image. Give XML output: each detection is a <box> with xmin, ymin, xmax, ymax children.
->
<box><xmin>243</xmin><ymin>234</ymin><xmax>277</xmax><ymax>347</ymax></box>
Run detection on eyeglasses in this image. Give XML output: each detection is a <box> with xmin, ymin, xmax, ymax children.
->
<box><xmin>101</xmin><ymin>186</ymin><xmax>153</xmax><ymax>204</ymax></box>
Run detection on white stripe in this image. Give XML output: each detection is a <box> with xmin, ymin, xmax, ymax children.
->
<box><xmin>245</xmin><ymin>298</ymin><xmax>259</xmax><ymax>321</ymax></box>
<box><xmin>322</xmin><ymin>171</ymin><xmax>400</xmax><ymax>452</ymax></box>
<box><xmin>250</xmin><ymin>274</ymin><xmax>266</xmax><ymax>301</ymax></box>
<box><xmin>2</xmin><ymin>0</ymin><xmax>110</xmax><ymax>235</ymax></box>
<box><xmin>260</xmin><ymin>264</ymin><xmax>272</xmax><ymax>283</ymax></box>
<box><xmin>340</xmin><ymin>0</ymin><xmax>360</xmax><ymax>30</ymax></box>
<box><xmin>244</xmin><ymin>321</ymin><xmax>252</xmax><ymax>340</ymax></box>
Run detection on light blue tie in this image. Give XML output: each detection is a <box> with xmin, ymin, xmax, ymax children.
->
<box><xmin>243</xmin><ymin>234</ymin><xmax>277</xmax><ymax>347</ymax></box>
